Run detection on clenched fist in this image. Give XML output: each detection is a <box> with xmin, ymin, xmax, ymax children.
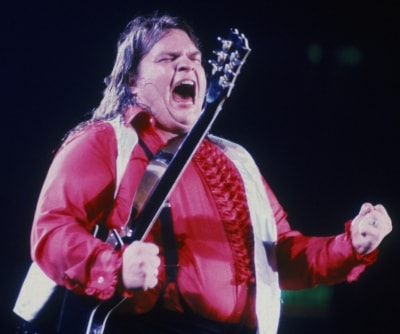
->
<box><xmin>351</xmin><ymin>203</ymin><xmax>392</xmax><ymax>255</ymax></box>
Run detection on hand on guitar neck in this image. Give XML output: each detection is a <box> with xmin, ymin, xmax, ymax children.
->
<box><xmin>122</xmin><ymin>241</ymin><xmax>161</xmax><ymax>291</ymax></box>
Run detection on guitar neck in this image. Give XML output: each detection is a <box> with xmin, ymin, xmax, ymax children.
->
<box><xmin>119</xmin><ymin>28</ymin><xmax>251</xmax><ymax>244</ymax></box>
<box><xmin>125</xmin><ymin>96</ymin><xmax>225</xmax><ymax>243</ymax></box>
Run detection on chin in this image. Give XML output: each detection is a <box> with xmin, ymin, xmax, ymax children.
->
<box><xmin>175</xmin><ymin>126</ymin><xmax>193</xmax><ymax>135</ymax></box>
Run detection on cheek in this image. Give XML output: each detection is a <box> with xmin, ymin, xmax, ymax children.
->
<box><xmin>134</xmin><ymin>80</ymin><xmax>162</xmax><ymax>106</ymax></box>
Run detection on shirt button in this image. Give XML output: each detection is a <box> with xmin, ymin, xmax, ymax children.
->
<box><xmin>97</xmin><ymin>276</ymin><xmax>105</xmax><ymax>284</ymax></box>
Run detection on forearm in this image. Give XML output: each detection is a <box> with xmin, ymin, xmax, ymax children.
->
<box><xmin>264</xmin><ymin>179</ymin><xmax>377</xmax><ymax>290</ymax></box>
<box><xmin>30</xmin><ymin>124</ymin><xmax>123</xmax><ymax>299</ymax></box>
<box><xmin>276</xmin><ymin>228</ymin><xmax>378</xmax><ymax>290</ymax></box>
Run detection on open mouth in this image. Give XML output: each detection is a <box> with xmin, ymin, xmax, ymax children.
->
<box><xmin>172</xmin><ymin>80</ymin><xmax>195</xmax><ymax>104</ymax></box>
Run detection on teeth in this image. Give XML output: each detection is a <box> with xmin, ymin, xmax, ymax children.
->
<box><xmin>179</xmin><ymin>80</ymin><xmax>194</xmax><ymax>86</ymax></box>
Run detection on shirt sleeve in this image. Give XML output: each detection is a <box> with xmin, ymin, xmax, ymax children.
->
<box><xmin>262</xmin><ymin>179</ymin><xmax>378</xmax><ymax>290</ymax></box>
<box><xmin>30</xmin><ymin>123</ymin><xmax>123</xmax><ymax>300</ymax></box>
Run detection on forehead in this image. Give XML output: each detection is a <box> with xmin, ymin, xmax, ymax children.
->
<box><xmin>149</xmin><ymin>29</ymin><xmax>200</xmax><ymax>54</ymax></box>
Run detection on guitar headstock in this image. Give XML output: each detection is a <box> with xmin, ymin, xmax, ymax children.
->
<box><xmin>206</xmin><ymin>28</ymin><xmax>251</xmax><ymax>104</ymax></box>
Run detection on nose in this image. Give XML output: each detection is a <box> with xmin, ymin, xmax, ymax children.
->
<box><xmin>176</xmin><ymin>57</ymin><xmax>194</xmax><ymax>72</ymax></box>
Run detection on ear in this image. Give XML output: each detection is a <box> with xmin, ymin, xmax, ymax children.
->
<box><xmin>127</xmin><ymin>72</ymin><xmax>137</xmax><ymax>88</ymax></box>
<box><xmin>127</xmin><ymin>74</ymin><xmax>139</xmax><ymax>97</ymax></box>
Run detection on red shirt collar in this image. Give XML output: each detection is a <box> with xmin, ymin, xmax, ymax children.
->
<box><xmin>123</xmin><ymin>106</ymin><xmax>167</xmax><ymax>155</ymax></box>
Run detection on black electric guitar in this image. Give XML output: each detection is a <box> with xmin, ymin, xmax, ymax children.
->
<box><xmin>60</xmin><ymin>28</ymin><xmax>251</xmax><ymax>334</ymax></box>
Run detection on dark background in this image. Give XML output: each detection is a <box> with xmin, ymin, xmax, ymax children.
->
<box><xmin>1</xmin><ymin>0</ymin><xmax>399</xmax><ymax>333</ymax></box>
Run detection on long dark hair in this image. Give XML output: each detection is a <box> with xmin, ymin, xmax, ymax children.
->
<box><xmin>92</xmin><ymin>12</ymin><xmax>202</xmax><ymax>121</ymax></box>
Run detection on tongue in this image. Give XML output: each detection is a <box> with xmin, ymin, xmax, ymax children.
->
<box><xmin>173</xmin><ymin>92</ymin><xmax>192</xmax><ymax>103</ymax></box>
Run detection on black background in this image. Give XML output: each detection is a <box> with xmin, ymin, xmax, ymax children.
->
<box><xmin>1</xmin><ymin>0</ymin><xmax>399</xmax><ymax>333</ymax></box>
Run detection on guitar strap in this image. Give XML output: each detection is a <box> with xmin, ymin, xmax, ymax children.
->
<box><xmin>158</xmin><ymin>203</ymin><xmax>200</xmax><ymax>315</ymax></box>
<box><xmin>138</xmin><ymin>138</ymin><xmax>197</xmax><ymax>315</ymax></box>
<box><xmin>159</xmin><ymin>205</ymin><xmax>179</xmax><ymax>283</ymax></box>
<box><xmin>137</xmin><ymin>138</ymin><xmax>180</xmax><ymax>296</ymax></box>
<box><xmin>138</xmin><ymin>136</ymin><xmax>199</xmax><ymax>315</ymax></box>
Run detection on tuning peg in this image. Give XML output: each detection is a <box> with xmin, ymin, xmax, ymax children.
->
<box><xmin>229</xmin><ymin>51</ymin><xmax>243</xmax><ymax>67</ymax></box>
<box><xmin>208</xmin><ymin>59</ymin><xmax>222</xmax><ymax>75</ymax></box>
<box><xmin>213</xmin><ymin>49</ymin><xmax>229</xmax><ymax>63</ymax></box>
<box><xmin>218</xmin><ymin>75</ymin><xmax>232</xmax><ymax>89</ymax></box>
<box><xmin>217</xmin><ymin>36</ymin><xmax>233</xmax><ymax>52</ymax></box>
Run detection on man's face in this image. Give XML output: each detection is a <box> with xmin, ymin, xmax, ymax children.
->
<box><xmin>131</xmin><ymin>29</ymin><xmax>207</xmax><ymax>138</ymax></box>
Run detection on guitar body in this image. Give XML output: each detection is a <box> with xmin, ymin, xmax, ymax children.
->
<box><xmin>58</xmin><ymin>291</ymin><xmax>103</xmax><ymax>334</ymax></box>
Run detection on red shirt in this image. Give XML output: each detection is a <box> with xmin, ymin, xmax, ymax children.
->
<box><xmin>31</xmin><ymin>113</ymin><xmax>376</xmax><ymax>326</ymax></box>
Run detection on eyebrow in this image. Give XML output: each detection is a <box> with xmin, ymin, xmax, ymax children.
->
<box><xmin>158</xmin><ymin>50</ymin><xmax>202</xmax><ymax>58</ymax></box>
